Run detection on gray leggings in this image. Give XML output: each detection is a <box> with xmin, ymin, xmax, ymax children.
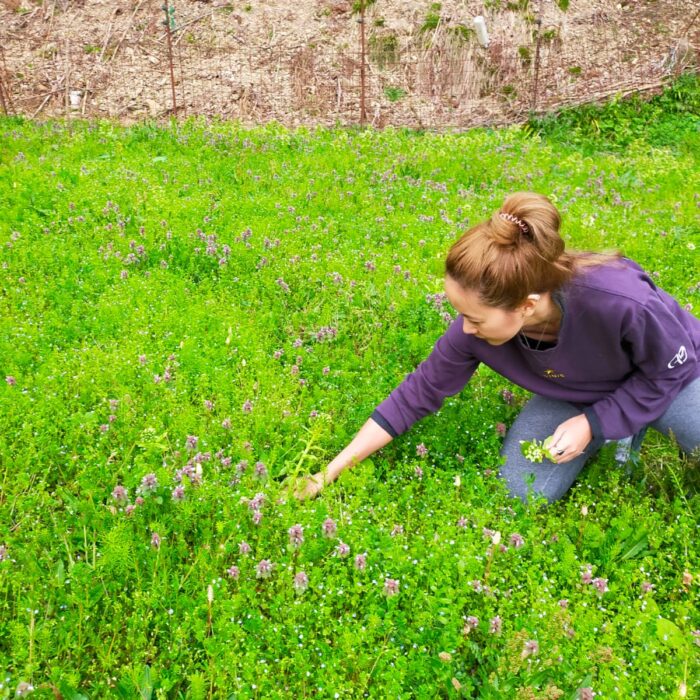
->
<box><xmin>499</xmin><ymin>377</ymin><xmax>700</xmax><ymax>504</ymax></box>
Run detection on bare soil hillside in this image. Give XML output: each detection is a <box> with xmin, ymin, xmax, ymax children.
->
<box><xmin>1</xmin><ymin>0</ymin><xmax>697</xmax><ymax>128</ymax></box>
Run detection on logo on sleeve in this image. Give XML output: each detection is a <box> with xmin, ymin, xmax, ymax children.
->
<box><xmin>667</xmin><ymin>345</ymin><xmax>688</xmax><ymax>369</ymax></box>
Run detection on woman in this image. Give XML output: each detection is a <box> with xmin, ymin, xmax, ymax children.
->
<box><xmin>295</xmin><ymin>192</ymin><xmax>700</xmax><ymax>504</ymax></box>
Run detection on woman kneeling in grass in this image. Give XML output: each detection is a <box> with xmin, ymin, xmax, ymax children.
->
<box><xmin>296</xmin><ymin>192</ymin><xmax>700</xmax><ymax>504</ymax></box>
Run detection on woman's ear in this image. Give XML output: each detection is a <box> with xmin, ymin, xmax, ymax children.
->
<box><xmin>519</xmin><ymin>293</ymin><xmax>541</xmax><ymax>317</ymax></box>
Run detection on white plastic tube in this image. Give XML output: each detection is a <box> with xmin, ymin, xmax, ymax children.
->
<box><xmin>473</xmin><ymin>16</ymin><xmax>489</xmax><ymax>48</ymax></box>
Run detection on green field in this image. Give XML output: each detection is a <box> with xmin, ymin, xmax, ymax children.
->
<box><xmin>0</xmin><ymin>75</ymin><xmax>698</xmax><ymax>699</ymax></box>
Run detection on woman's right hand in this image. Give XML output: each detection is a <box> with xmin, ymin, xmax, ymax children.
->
<box><xmin>292</xmin><ymin>471</ymin><xmax>326</xmax><ymax>501</ymax></box>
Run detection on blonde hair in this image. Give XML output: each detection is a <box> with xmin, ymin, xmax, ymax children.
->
<box><xmin>445</xmin><ymin>192</ymin><xmax>616</xmax><ymax>309</ymax></box>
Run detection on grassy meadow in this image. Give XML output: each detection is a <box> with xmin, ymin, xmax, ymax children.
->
<box><xmin>0</xmin><ymin>75</ymin><xmax>699</xmax><ymax>698</ymax></box>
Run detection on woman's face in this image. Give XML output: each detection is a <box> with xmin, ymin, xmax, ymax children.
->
<box><xmin>444</xmin><ymin>276</ymin><xmax>531</xmax><ymax>346</ymax></box>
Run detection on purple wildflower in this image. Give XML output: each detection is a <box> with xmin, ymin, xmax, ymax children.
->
<box><xmin>581</xmin><ymin>565</ymin><xmax>593</xmax><ymax>584</ymax></box>
<box><xmin>254</xmin><ymin>461</ymin><xmax>268</xmax><ymax>480</ymax></box>
<box><xmin>135</xmin><ymin>496</ymin><xmax>144</xmax><ymax>505</ymax></box>
<box><xmin>383</xmin><ymin>578</ymin><xmax>399</xmax><ymax>597</ymax></box>
<box><xmin>236</xmin><ymin>459</ymin><xmax>249</xmax><ymax>473</ymax></box>
<box><xmin>692</xmin><ymin>630</ymin><xmax>700</xmax><ymax>647</ymax></box>
<box><xmin>108</xmin><ymin>414</ymin><xmax>117</xmax><ymax>423</ymax></box>
<box><xmin>558</xmin><ymin>599</ymin><xmax>569</xmax><ymax>609</ymax></box>
<box><xmin>221</xmin><ymin>417</ymin><xmax>232</xmax><ymax>429</ymax></box>
<box><xmin>501</xmin><ymin>389</ymin><xmax>514</xmax><ymax>404</ymax></box>
<box><xmin>496</xmin><ymin>422</ymin><xmax>507</xmax><ymax>437</ymax></box>
<box><xmin>6</xmin><ymin>375</ymin><xmax>16</xmax><ymax>386</ymax></box>
<box><xmin>457</xmin><ymin>517</ymin><xmax>468</xmax><ymax>528</ymax></box>
<box><xmin>125</xmin><ymin>504</ymin><xmax>136</xmax><ymax>516</ymax></box>
<box><xmin>186</xmin><ymin>435</ymin><xmax>198</xmax><ymax>450</ymax></box>
<box><xmin>252</xmin><ymin>511</ymin><xmax>263</xmax><ymax>525</ymax></box>
<box><xmin>273</xmin><ymin>349</ymin><xmax>283</xmax><ymax>359</ymax></box>
<box><xmin>463</xmin><ymin>616</ymin><xmax>479</xmax><ymax>633</ymax></box>
<box><xmin>288</xmin><ymin>524</ymin><xmax>304</xmax><ymax>548</ymax></box>
<box><xmin>239</xmin><ymin>541</ymin><xmax>251</xmax><ymax>555</ymax></box>
<box><xmin>242</xmin><ymin>400</ymin><xmax>253</xmax><ymax>414</ymax></box>
<box><xmin>0</xmin><ymin>544</ymin><xmax>8</xmax><ymax>561</ymax></box>
<box><xmin>204</xmin><ymin>400</ymin><xmax>214</xmax><ymax>411</ymax></box>
<box><xmin>276</xmin><ymin>278</ymin><xmax>290</xmax><ymax>293</ymax></box>
<box><xmin>293</xmin><ymin>571</ymin><xmax>309</xmax><ymax>593</ymax></box>
<box><xmin>292</xmin><ymin>338</ymin><xmax>303</xmax><ymax>348</ymax></box>
<box><xmin>354</xmin><ymin>553</ymin><xmax>367</xmax><ymax>571</ymax></box>
<box><xmin>416</xmin><ymin>443</ymin><xmax>428</xmax><ymax>457</ymax></box>
<box><xmin>227</xmin><ymin>565</ymin><xmax>240</xmax><ymax>580</ymax></box>
<box><xmin>390</xmin><ymin>524</ymin><xmax>404</xmax><ymax>537</ymax></box>
<box><xmin>641</xmin><ymin>581</ymin><xmax>654</xmax><ymax>594</ymax></box>
<box><xmin>579</xmin><ymin>689</ymin><xmax>594</xmax><ymax>700</ymax></box>
<box><xmin>322</xmin><ymin>366</ymin><xmax>330</xmax><ymax>375</ymax></box>
<box><xmin>256</xmin><ymin>559</ymin><xmax>272</xmax><ymax>579</ymax></box>
<box><xmin>111</xmin><ymin>485</ymin><xmax>128</xmax><ymax>502</ymax></box>
<box><xmin>172</xmin><ymin>485</ymin><xmax>185</xmax><ymax>501</ymax></box>
<box><xmin>15</xmin><ymin>682</ymin><xmax>34</xmax><ymax>697</ymax></box>
<box><xmin>139</xmin><ymin>473</ymin><xmax>158</xmax><ymax>495</ymax></box>
<box><xmin>414</xmin><ymin>466</ymin><xmax>423</xmax><ymax>479</ymax></box>
<box><xmin>322</xmin><ymin>518</ymin><xmax>337</xmax><ymax>538</ymax></box>
<box><xmin>522</xmin><ymin>640</ymin><xmax>539</xmax><ymax>658</ymax></box>
<box><xmin>592</xmin><ymin>577</ymin><xmax>608</xmax><ymax>594</ymax></box>
<box><xmin>510</xmin><ymin>533</ymin><xmax>525</xmax><ymax>548</ymax></box>
<box><xmin>489</xmin><ymin>616</ymin><xmax>502</xmax><ymax>634</ymax></box>
<box><xmin>336</xmin><ymin>541</ymin><xmax>350</xmax><ymax>557</ymax></box>
<box><xmin>151</xmin><ymin>532</ymin><xmax>161</xmax><ymax>549</ymax></box>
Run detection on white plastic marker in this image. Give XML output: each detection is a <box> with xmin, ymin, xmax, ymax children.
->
<box><xmin>473</xmin><ymin>16</ymin><xmax>490</xmax><ymax>48</ymax></box>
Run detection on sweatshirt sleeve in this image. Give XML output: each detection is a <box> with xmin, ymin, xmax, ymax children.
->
<box><xmin>582</xmin><ymin>293</ymin><xmax>698</xmax><ymax>440</ymax></box>
<box><xmin>373</xmin><ymin>316</ymin><xmax>479</xmax><ymax>437</ymax></box>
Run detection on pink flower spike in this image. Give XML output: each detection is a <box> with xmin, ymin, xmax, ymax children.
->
<box><xmin>489</xmin><ymin>616</ymin><xmax>502</xmax><ymax>634</ymax></box>
<box><xmin>354</xmin><ymin>553</ymin><xmax>367</xmax><ymax>571</ymax></box>
<box><xmin>151</xmin><ymin>532</ymin><xmax>161</xmax><ymax>549</ymax></box>
<box><xmin>336</xmin><ymin>541</ymin><xmax>350</xmax><ymax>558</ymax></box>
<box><xmin>293</xmin><ymin>571</ymin><xmax>309</xmax><ymax>593</ymax></box>
<box><xmin>6</xmin><ymin>376</ymin><xmax>16</xmax><ymax>386</ymax></box>
<box><xmin>416</xmin><ymin>443</ymin><xmax>428</xmax><ymax>457</ymax></box>
<box><xmin>111</xmin><ymin>485</ymin><xmax>128</xmax><ymax>502</ymax></box>
<box><xmin>592</xmin><ymin>577</ymin><xmax>608</xmax><ymax>594</ymax></box>
<box><xmin>239</xmin><ymin>541</ymin><xmax>251</xmax><ymax>555</ymax></box>
<box><xmin>288</xmin><ymin>524</ymin><xmax>304</xmax><ymax>548</ymax></box>
<box><xmin>579</xmin><ymin>689</ymin><xmax>594</xmax><ymax>700</ymax></box>
<box><xmin>383</xmin><ymin>578</ymin><xmax>399</xmax><ymax>597</ymax></box>
<box><xmin>522</xmin><ymin>640</ymin><xmax>539</xmax><ymax>659</ymax></box>
<box><xmin>256</xmin><ymin>559</ymin><xmax>272</xmax><ymax>579</ymax></box>
<box><xmin>509</xmin><ymin>533</ymin><xmax>525</xmax><ymax>548</ymax></box>
<box><xmin>322</xmin><ymin>518</ymin><xmax>337</xmax><ymax>538</ymax></box>
<box><xmin>227</xmin><ymin>565</ymin><xmax>240</xmax><ymax>580</ymax></box>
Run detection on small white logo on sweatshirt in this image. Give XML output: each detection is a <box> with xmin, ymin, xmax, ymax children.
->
<box><xmin>667</xmin><ymin>345</ymin><xmax>688</xmax><ymax>369</ymax></box>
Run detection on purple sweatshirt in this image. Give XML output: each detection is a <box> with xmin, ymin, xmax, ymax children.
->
<box><xmin>373</xmin><ymin>258</ymin><xmax>700</xmax><ymax>441</ymax></box>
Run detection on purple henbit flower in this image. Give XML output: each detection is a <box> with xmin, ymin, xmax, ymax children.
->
<box><xmin>221</xmin><ymin>417</ymin><xmax>232</xmax><ymax>429</ymax></box>
<box><xmin>276</xmin><ymin>278</ymin><xmax>290</xmax><ymax>293</ymax></box>
<box><xmin>354</xmin><ymin>553</ymin><xmax>367</xmax><ymax>571</ymax></box>
<box><xmin>15</xmin><ymin>682</ymin><xmax>34</xmax><ymax>697</ymax></box>
<box><xmin>288</xmin><ymin>524</ymin><xmax>304</xmax><ymax>548</ymax></box>
<box><xmin>221</xmin><ymin>456</ymin><xmax>232</xmax><ymax>467</ymax></box>
<box><xmin>204</xmin><ymin>400</ymin><xmax>214</xmax><ymax>411</ymax></box>
<box><xmin>692</xmin><ymin>630</ymin><xmax>700</xmax><ymax>647</ymax></box>
<box><xmin>390</xmin><ymin>524</ymin><xmax>404</xmax><ymax>537</ymax></box>
<box><xmin>0</xmin><ymin>544</ymin><xmax>8</xmax><ymax>561</ymax></box>
<box><xmin>139</xmin><ymin>473</ymin><xmax>158</xmax><ymax>494</ymax></box>
<box><xmin>186</xmin><ymin>435</ymin><xmax>198</xmax><ymax>450</ymax></box>
<box><xmin>242</xmin><ymin>400</ymin><xmax>253</xmax><ymax>414</ymax></box>
<box><xmin>457</xmin><ymin>517</ymin><xmax>468</xmax><ymax>528</ymax></box>
<box><xmin>559</xmin><ymin>599</ymin><xmax>569</xmax><ymax>609</ymax></box>
<box><xmin>592</xmin><ymin>577</ymin><xmax>608</xmax><ymax>594</ymax></box>
<box><xmin>464</xmin><ymin>616</ymin><xmax>479</xmax><ymax>632</ymax></box>
<box><xmin>254</xmin><ymin>462</ymin><xmax>268</xmax><ymax>480</ymax></box>
<box><xmin>641</xmin><ymin>581</ymin><xmax>654</xmax><ymax>594</ymax></box>
<box><xmin>501</xmin><ymin>389</ymin><xmax>515</xmax><ymax>405</ymax></box>
<box><xmin>239</xmin><ymin>541</ymin><xmax>251</xmax><ymax>555</ymax></box>
<box><xmin>153</xmin><ymin>374</ymin><xmax>162</xmax><ymax>384</ymax></box>
<box><xmin>227</xmin><ymin>565</ymin><xmax>240</xmax><ymax>580</ymax></box>
<box><xmin>236</xmin><ymin>459</ymin><xmax>249</xmax><ymax>473</ymax></box>
<box><xmin>496</xmin><ymin>422</ymin><xmax>507</xmax><ymax>437</ymax></box>
<box><xmin>581</xmin><ymin>565</ymin><xmax>593</xmax><ymax>584</ymax></box>
<box><xmin>100</xmin><ymin>424</ymin><xmax>109</xmax><ymax>433</ymax></box>
<box><xmin>249</xmin><ymin>492</ymin><xmax>265</xmax><ymax>510</ymax></box>
<box><xmin>108</xmin><ymin>414</ymin><xmax>117</xmax><ymax>423</ymax></box>
<box><xmin>256</xmin><ymin>559</ymin><xmax>272</xmax><ymax>579</ymax></box>
<box><xmin>416</xmin><ymin>443</ymin><xmax>428</xmax><ymax>457</ymax></box>
<box><xmin>309</xmin><ymin>410</ymin><xmax>319</xmax><ymax>419</ymax></box>
<box><xmin>489</xmin><ymin>616</ymin><xmax>502</xmax><ymax>635</ymax></box>
<box><xmin>579</xmin><ymin>689</ymin><xmax>594</xmax><ymax>700</ymax></box>
<box><xmin>510</xmin><ymin>533</ymin><xmax>525</xmax><ymax>548</ymax></box>
<box><xmin>336</xmin><ymin>541</ymin><xmax>350</xmax><ymax>558</ymax></box>
<box><xmin>322</xmin><ymin>366</ymin><xmax>330</xmax><ymax>375</ymax></box>
<box><xmin>522</xmin><ymin>640</ymin><xmax>539</xmax><ymax>658</ymax></box>
<box><xmin>112</xmin><ymin>485</ymin><xmax>128</xmax><ymax>502</ymax></box>
<box><xmin>125</xmin><ymin>504</ymin><xmax>136</xmax><ymax>516</ymax></box>
<box><xmin>252</xmin><ymin>511</ymin><xmax>263</xmax><ymax>525</ymax></box>
<box><xmin>294</xmin><ymin>571</ymin><xmax>309</xmax><ymax>593</ymax></box>
<box><xmin>109</xmin><ymin>399</ymin><xmax>119</xmax><ymax>411</ymax></box>
<box><xmin>482</xmin><ymin>527</ymin><xmax>496</xmax><ymax>541</ymax></box>
<box><xmin>172</xmin><ymin>485</ymin><xmax>185</xmax><ymax>501</ymax></box>
<box><xmin>414</xmin><ymin>466</ymin><xmax>423</xmax><ymax>479</ymax></box>
<box><xmin>273</xmin><ymin>350</ymin><xmax>283</xmax><ymax>360</ymax></box>
<box><xmin>151</xmin><ymin>532</ymin><xmax>161</xmax><ymax>549</ymax></box>
<box><xmin>135</xmin><ymin>496</ymin><xmax>144</xmax><ymax>506</ymax></box>
<box><xmin>383</xmin><ymin>578</ymin><xmax>399</xmax><ymax>597</ymax></box>
<box><xmin>322</xmin><ymin>518</ymin><xmax>337</xmax><ymax>538</ymax></box>
<box><xmin>293</xmin><ymin>338</ymin><xmax>303</xmax><ymax>348</ymax></box>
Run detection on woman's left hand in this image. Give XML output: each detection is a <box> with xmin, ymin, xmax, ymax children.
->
<box><xmin>548</xmin><ymin>414</ymin><xmax>592</xmax><ymax>463</ymax></box>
